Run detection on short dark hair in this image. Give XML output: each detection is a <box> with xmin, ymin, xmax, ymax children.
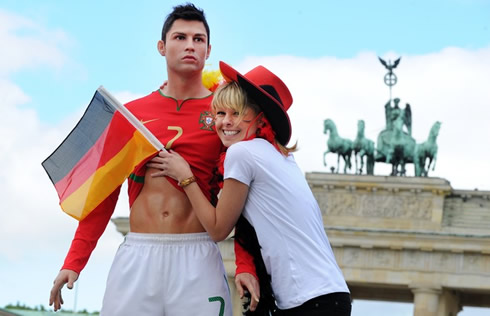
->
<box><xmin>161</xmin><ymin>3</ymin><xmax>210</xmax><ymax>45</ymax></box>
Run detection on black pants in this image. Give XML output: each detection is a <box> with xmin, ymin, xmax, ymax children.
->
<box><xmin>275</xmin><ymin>292</ymin><xmax>351</xmax><ymax>316</ymax></box>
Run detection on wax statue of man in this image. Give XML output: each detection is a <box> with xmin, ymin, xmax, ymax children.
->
<box><xmin>48</xmin><ymin>4</ymin><xmax>257</xmax><ymax>315</ymax></box>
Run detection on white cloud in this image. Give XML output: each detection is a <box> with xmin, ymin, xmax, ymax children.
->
<box><xmin>0</xmin><ymin>75</ymin><xmax>135</xmax><ymax>313</ymax></box>
<box><xmin>0</xmin><ymin>9</ymin><xmax>69</xmax><ymax>75</ymax></box>
<box><xmin>238</xmin><ymin>46</ymin><xmax>490</xmax><ymax>190</ymax></box>
<box><xmin>0</xmin><ymin>7</ymin><xmax>142</xmax><ymax>261</ymax></box>
<box><xmin>0</xmin><ymin>10</ymin><xmax>75</xmax><ymax>261</ymax></box>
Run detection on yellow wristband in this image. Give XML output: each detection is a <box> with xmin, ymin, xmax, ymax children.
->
<box><xmin>178</xmin><ymin>175</ymin><xmax>196</xmax><ymax>188</ymax></box>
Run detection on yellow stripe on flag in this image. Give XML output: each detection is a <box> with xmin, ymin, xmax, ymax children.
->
<box><xmin>61</xmin><ymin>130</ymin><xmax>157</xmax><ymax>220</ymax></box>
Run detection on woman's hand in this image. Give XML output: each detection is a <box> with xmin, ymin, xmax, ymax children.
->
<box><xmin>146</xmin><ymin>150</ymin><xmax>193</xmax><ymax>182</ymax></box>
<box><xmin>235</xmin><ymin>272</ymin><xmax>260</xmax><ymax>311</ymax></box>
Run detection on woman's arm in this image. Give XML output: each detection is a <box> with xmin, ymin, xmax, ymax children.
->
<box><xmin>147</xmin><ymin>150</ymin><xmax>248</xmax><ymax>241</ymax></box>
<box><xmin>184</xmin><ymin>177</ymin><xmax>248</xmax><ymax>241</ymax></box>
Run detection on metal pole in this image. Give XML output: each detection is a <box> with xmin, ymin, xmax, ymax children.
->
<box><xmin>73</xmin><ymin>280</ymin><xmax>78</xmax><ymax>313</ymax></box>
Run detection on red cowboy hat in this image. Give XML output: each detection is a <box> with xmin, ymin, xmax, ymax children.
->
<box><xmin>219</xmin><ymin>61</ymin><xmax>293</xmax><ymax>146</ymax></box>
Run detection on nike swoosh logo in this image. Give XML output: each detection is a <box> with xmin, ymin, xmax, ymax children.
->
<box><xmin>140</xmin><ymin>118</ymin><xmax>159</xmax><ymax>125</ymax></box>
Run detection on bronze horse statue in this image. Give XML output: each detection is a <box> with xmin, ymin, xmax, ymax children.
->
<box><xmin>323</xmin><ymin>119</ymin><xmax>353</xmax><ymax>173</ymax></box>
<box><xmin>353</xmin><ymin>120</ymin><xmax>375</xmax><ymax>175</ymax></box>
<box><xmin>414</xmin><ymin>121</ymin><xmax>441</xmax><ymax>177</ymax></box>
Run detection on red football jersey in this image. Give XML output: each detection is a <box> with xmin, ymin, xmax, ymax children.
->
<box><xmin>62</xmin><ymin>91</ymin><xmax>223</xmax><ymax>272</ymax></box>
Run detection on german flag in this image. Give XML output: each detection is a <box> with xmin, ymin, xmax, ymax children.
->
<box><xmin>42</xmin><ymin>87</ymin><xmax>162</xmax><ymax>220</ymax></box>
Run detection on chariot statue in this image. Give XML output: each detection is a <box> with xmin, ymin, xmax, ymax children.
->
<box><xmin>376</xmin><ymin>98</ymin><xmax>416</xmax><ymax>176</ymax></box>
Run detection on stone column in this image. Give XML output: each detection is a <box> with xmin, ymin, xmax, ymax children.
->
<box><xmin>438</xmin><ymin>289</ymin><xmax>461</xmax><ymax>316</ymax></box>
<box><xmin>218</xmin><ymin>238</ymin><xmax>243</xmax><ymax>316</ymax></box>
<box><xmin>410</xmin><ymin>285</ymin><xmax>442</xmax><ymax>316</ymax></box>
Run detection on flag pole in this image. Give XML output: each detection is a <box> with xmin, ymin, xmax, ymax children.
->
<box><xmin>97</xmin><ymin>85</ymin><xmax>166</xmax><ymax>152</ymax></box>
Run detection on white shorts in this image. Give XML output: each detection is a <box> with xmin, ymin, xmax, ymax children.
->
<box><xmin>100</xmin><ymin>232</ymin><xmax>232</xmax><ymax>316</ymax></box>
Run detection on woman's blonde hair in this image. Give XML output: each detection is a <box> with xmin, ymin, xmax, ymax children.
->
<box><xmin>212</xmin><ymin>82</ymin><xmax>297</xmax><ymax>156</ymax></box>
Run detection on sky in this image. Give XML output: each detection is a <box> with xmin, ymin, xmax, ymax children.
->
<box><xmin>0</xmin><ymin>0</ymin><xmax>489</xmax><ymax>314</ymax></box>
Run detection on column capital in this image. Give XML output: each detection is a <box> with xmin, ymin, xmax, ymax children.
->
<box><xmin>410</xmin><ymin>283</ymin><xmax>442</xmax><ymax>316</ymax></box>
<box><xmin>409</xmin><ymin>283</ymin><xmax>442</xmax><ymax>295</ymax></box>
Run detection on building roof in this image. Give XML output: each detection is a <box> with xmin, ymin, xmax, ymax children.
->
<box><xmin>1</xmin><ymin>309</ymin><xmax>98</xmax><ymax>316</ymax></box>
<box><xmin>0</xmin><ymin>309</ymin><xmax>21</xmax><ymax>316</ymax></box>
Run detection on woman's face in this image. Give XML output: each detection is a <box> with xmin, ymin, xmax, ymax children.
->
<box><xmin>214</xmin><ymin>107</ymin><xmax>260</xmax><ymax>147</ymax></box>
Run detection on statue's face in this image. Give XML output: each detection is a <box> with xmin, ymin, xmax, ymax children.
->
<box><xmin>434</xmin><ymin>122</ymin><xmax>441</xmax><ymax>135</ymax></box>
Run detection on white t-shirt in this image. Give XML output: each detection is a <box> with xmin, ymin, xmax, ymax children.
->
<box><xmin>224</xmin><ymin>138</ymin><xmax>349</xmax><ymax>309</ymax></box>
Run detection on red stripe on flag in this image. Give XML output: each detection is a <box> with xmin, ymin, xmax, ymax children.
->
<box><xmin>55</xmin><ymin>113</ymin><xmax>135</xmax><ymax>202</ymax></box>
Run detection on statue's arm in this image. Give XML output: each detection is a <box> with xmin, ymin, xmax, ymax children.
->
<box><xmin>404</xmin><ymin>104</ymin><xmax>412</xmax><ymax>133</ymax></box>
<box><xmin>385</xmin><ymin>101</ymin><xmax>391</xmax><ymax>126</ymax></box>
